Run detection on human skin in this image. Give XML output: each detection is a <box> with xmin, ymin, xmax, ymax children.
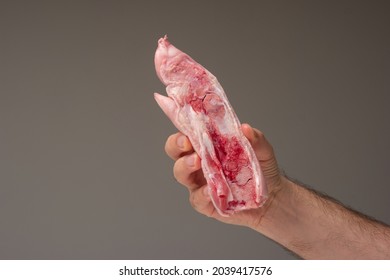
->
<box><xmin>164</xmin><ymin>123</ymin><xmax>390</xmax><ymax>259</ymax></box>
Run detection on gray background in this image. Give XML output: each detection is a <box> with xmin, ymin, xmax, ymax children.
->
<box><xmin>1</xmin><ymin>0</ymin><xmax>389</xmax><ymax>259</ymax></box>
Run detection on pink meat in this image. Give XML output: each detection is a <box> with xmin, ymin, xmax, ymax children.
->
<box><xmin>154</xmin><ymin>36</ymin><xmax>267</xmax><ymax>216</ymax></box>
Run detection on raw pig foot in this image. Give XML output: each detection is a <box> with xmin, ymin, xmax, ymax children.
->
<box><xmin>154</xmin><ymin>36</ymin><xmax>267</xmax><ymax>216</ymax></box>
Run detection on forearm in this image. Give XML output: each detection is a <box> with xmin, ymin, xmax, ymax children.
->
<box><xmin>253</xmin><ymin>177</ymin><xmax>390</xmax><ymax>259</ymax></box>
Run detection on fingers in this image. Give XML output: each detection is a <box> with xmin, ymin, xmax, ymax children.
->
<box><xmin>165</xmin><ymin>132</ymin><xmax>193</xmax><ymax>160</ymax></box>
<box><xmin>189</xmin><ymin>185</ymin><xmax>215</xmax><ymax>217</ymax></box>
<box><xmin>171</xmin><ymin>148</ymin><xmax>212</xmax><ymax>216</ymax></box>
<box><xmin>173</xmin><ymin>152</ymin><xmax>207</xmax><ymax>190</ymax></box>
<box><xmin>165</xmin><ymin>132</ymin><xmax>206</xmax><ymax>191</ymax></box>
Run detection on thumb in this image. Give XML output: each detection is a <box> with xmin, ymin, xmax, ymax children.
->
<box><xmin>241</xmin><ymin>123</ymin><xmax>281</xmax><ymax>189</ymax></box>
<box><xmin>241</xmin><ymin>123</ymin><xmax>275</xmax><ymax>163</ymax></box>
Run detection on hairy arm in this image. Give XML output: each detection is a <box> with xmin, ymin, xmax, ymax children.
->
<box><xmin>255</xmin><ymin>176</ymin><xmax>390</xmax><ymax>259</ymax></box>
<box><xmin>164</xmin><ymin>124</ymin><xmax>390</xmax><ymax>259</ymax></box>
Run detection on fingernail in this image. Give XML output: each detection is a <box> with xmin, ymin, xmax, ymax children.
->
<box><xmin>177</xmin><ymin>135</ymin><xmax>186</xmax><ymax>149</ymax></box>
<box><xmin>186</xmin><ymin>154</ymin><xmax>196</xmax><ymax>167</ymax></box>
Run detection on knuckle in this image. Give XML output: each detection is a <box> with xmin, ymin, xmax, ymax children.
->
<box><xmin>172</xmin><ymin>159</ymin><xmax>183</xmax><ymax>182</ymax></box>
<box><xmin>189</xmin><ymin>193</ymin><xmax>197</xmax><ymax>208</ymax></box>
<box><xmin>164</xmin><ymin>134</ymin><xmax>176</xmax><ymax>155</ymax></box>
<box><xmin>255</xmin><ymin>129</ymin><xmax>264</xmax><ymax>141</ymax></box>
<box><xmin>173</xmin><ymin>157</ymin><xmax>192</xmax><ymax>186</ymax></box>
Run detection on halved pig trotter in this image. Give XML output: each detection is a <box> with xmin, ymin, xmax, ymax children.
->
<box><xmin>154</xmin><ymin>36</ymin><xmax>267</xmax><ymax>216</ymax></box>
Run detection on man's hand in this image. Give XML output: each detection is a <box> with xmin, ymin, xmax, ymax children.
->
<box><xmin>164</xmin><ymin>123</ymin><xmax>390</xmax><ymax>259</ymax></box>
<box><xmin>164</xmin><ymin>123</ymin><xmax>285</xmax><ymax>228</ymax></box>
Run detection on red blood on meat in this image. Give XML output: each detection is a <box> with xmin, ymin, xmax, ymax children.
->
<box><xmin>207</xmin><ymin>125</ymin><xmax>248</xmax><ymax>182</ymax></box>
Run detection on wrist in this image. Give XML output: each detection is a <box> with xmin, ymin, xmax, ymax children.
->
<box><xmin>248</xmin><ymin>175</ymin><xmax>292</xmax><ymax>231</ymax></box>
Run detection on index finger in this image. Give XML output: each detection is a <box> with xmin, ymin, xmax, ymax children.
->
<box><xmin>165</xmin><ymin>132</ymin><xmax>194</xmax><ymax>160</ymax></box>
